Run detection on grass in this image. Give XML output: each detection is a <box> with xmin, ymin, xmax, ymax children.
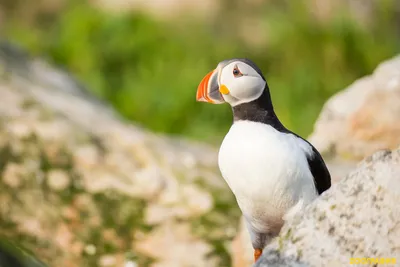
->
<box><xmin>1</xmin><ymin>0</ymin><xmax>399</xmax><ymax>144</ymax></box>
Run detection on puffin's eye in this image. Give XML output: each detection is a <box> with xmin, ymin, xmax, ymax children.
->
<box><xmin>233</xmin><ymin>66</ymin><xmax>243</xmax><ymax>77</ymax></box>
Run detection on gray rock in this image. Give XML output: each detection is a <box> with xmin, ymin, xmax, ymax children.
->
<box><xmin>308</xmin><ymin>55</ymin><xmax>400</xmax><ymax>161</ymax></box>
<box><xmin>0</xmin><ymin>42</ymin><xmax>240</xmax><ymax>267</ymax></box>
<box><xmin>255</xmin><ymin>147</ymin><xmax>400</xmax><ymax>267</ymax></box>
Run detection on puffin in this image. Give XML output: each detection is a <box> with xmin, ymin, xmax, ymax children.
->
<box><xmin>196</xmin><ymin>58</ymin><xmax>331</xmax><ymax>263</ymax></box>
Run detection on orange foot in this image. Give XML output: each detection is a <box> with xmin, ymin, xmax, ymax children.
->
<box><xmin>254</xmin><ymin>248</ymin><xmax>262</xmax><ymax>262</ymax></box>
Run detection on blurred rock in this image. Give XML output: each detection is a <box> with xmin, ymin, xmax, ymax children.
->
<box><xmin>0</xmin><ymin>42</ymin><xmax>239</xmax><ymax>267</ymax></box>
<box><xmin>308</xmin><ymin>0</ymin><xmax>376</xmax><ymax>26</ymax></box>
<box><xmin>134</xmin><ymin>221</ymin><xmax>216</xmax><ymax>267</ymax></box>
<box><xmin>309</xmin><ymin>55</ymin><xmax>400</xmax><ymax>161</ymax></box>
<box><xmin>145</xmin><ymin>183</ymin><xmax>214</xmax><ymax>224</ymax></box>
<box><xmin>231</xmin><ymin>217</ymin><xmax>253</xmax><ymax>267</ymax></box>
<box><xmin>255</xmin><ymin>147</ymin><xmax>400</xmax><ymax>267</ymax></box>
<box><xmin>88</xmin><ymin>0</ymin><xmax>381</xmax><ymax>28</ymax></box>
<box><xmin>90</xmin><ymin>0</ymin><xmax>218</xmax><ymax>19</ymax></box>
<box><xmin>46</xmin><ymin>169</ymin><xmax>70</xmax><ymax>191</ymax></box>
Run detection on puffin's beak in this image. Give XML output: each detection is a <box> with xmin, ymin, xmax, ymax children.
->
<box><xmin>196</xmin><ymin>69</ymin><xmax>225</xmax><ymax>104</ymax></box>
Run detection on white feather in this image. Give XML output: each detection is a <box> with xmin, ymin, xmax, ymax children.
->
<box><xmin>219</xmin><ymin>61</ymin><xmax>266</xmax><ymax>106</ymax></box>
<box><xmin>218</xmin><ymin>120</ymin><xmax>318</xmax><ymax>234</ymax></box>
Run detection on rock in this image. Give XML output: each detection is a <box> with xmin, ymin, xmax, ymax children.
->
<box><xmin>0</xmin><ymin>42</ymin><xmax>240</xmax><ymax>267</ymax></box>
<box><xmin>90</xmin><ymin>0</ymin><xmax>218</xmax><ymax>18</ymax></box>
<box><xmin>2</xmin><ymin>163</ymin><xmax>25</xmax><ymax>188</ymax></box>
<box><xmin>145</xmin><ymin>183</ymin><xmax>214</xmax><ymax>224</ymax></box>
<box><xmin>308</xmin><ymin>0</ymin><xmax>375</xmax><ymax>26</ymax></box>
<box><xmin>231</xmin><ymin>217</ymin><xmax>253</xmax><ymax>267</ymax></box>
<box><xmin>309</xmin><ymin>55</ymin><xmax>400</xmax><ymax>161</ymax></box>
<box><xmin>46</xmin><ymin>169</ymin><xmax>70</xmax><ymax>191</ymax></box>
<box><xmin>134</xmin><ymin>221</ymin><xmax>216</xmax><ymax>267</ymax></box>
<box><xmin>254</xmin><ymin>146</ymin><xmax>400</xmax><ymax>267</ymax></box>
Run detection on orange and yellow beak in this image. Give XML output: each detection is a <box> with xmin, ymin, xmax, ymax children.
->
<box><xmin>196</xmin><ymin>69</ymin><xmax>225</xmax><ymax>104</ymax></box>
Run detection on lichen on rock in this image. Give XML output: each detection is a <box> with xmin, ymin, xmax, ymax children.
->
<box><xmin>255</xmin><ymin>146</ymin><xmax>400</xmax><ymax>267</ymax></box>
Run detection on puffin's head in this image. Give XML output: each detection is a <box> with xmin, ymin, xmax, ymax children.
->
<box><xmin>196</xmin><ymin>58</ymin><xmax>267</xmax><ymax>106</ymax></box>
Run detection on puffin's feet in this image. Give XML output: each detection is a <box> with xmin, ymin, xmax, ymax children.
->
<box><xmin>254</xmin><ymin>248</ymin><xmax>262</xmax><ymax>262</ymax></box>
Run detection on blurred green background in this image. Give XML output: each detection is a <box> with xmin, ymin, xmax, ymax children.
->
<box><xmin>1</xmin><ymin>0</ymin><xmax>399</xmax><ymax>144</ymax></box>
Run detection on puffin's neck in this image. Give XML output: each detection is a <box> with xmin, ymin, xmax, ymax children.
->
<box><xmin>232</xmin><ymin>88</ymin><xmax>286</xmax><ymax>131</ymax></box>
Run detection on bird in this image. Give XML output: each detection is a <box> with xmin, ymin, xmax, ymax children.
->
<box><xmin>196</xmin><ymin>58</ymin><xmax>331</xmax><ymax>263</ymax></box>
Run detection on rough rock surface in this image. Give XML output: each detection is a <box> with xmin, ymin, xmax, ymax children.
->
<box><xmin>0</xmin><ymin>43</ymin><xmax>240</xmax><ymax>267</ymax></box>
<box><xmin>309</xmin><ymin>55</ymin><xmax>400</xmax><ymax>161</ymax></box>
<box><xmin>232</xmin><ymin>54</ymin><xmax>400</xmax><ymax>267</ymax></box>
<box><xmin>255</xmin><ymin>146</ymin><xmax>400</xmax><ymax>267</ymax></box>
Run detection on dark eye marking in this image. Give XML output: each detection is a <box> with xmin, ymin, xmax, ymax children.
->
<box><xmin>233</xmin><ymin>66</ymin><xmax>243</xmax><ymax>77</ymax></box>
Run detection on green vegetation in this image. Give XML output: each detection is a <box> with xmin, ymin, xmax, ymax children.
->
<box><xmin>2</xmin><ymin>0</ymin><xmax>399</xmax><ymax>143</ymax></box>
<box><xmin>0</xmin><ymin>238</ymin><xmax>48</xmax><ymax>267</ymax></box>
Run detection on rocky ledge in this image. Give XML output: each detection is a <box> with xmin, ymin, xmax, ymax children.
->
<box><xmin>255</xmin><ymin>146</ymin><xmax>400</xmax><ymax>267</ymax></box>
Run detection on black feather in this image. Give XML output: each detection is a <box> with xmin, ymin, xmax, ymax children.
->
<box><xmin>295</xmin><ymin>137</ymin><xmax>331</xmax><ymax>195</ymax></box>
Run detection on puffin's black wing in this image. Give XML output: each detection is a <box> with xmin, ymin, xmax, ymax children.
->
<box><xmin>305</xmin><ymin>144</ymin><xmax>331</xmax><ymax>195</ymax></box>
<box><xmin>285</xmin><ymin>130</ymin><xmax>331</xmax><ymax>195</ymax></box>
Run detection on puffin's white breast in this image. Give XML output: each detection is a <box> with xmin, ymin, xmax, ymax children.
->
<box><xmin>218</xmin><ymin>120</ymin><xmax>317</xmax><ymax>232</ymax></box>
